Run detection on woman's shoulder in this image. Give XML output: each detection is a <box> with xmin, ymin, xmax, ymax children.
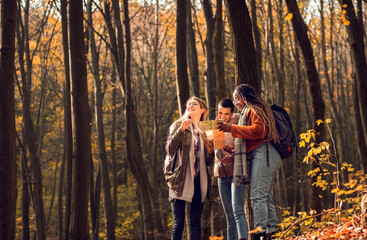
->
<box><xmin>169</xmin><ymin>121</ymin><xmax>181</xmax><ymax>131</ymax></box>
<box><xmin>229</xmin><ymin>113</ymin><xmax>240</xmax><ymax>124</ymax></box>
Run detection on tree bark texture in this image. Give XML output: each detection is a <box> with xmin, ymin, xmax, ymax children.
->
<box><xmin>202</xmin><ymin>0</ymin><xmax>216</xmax><ymax>119</ymax></box>
<box><xmin>213</xmin><ymin>0</ymin><xmax>225</xmax><ymax>101</ymax></box>
<box><xmin>60</xmin><ymin>0</ymin><xmax>73</xmax><ymax>237</ymax></box>
<box><xmin>224</xmin><ymin>0</ymin><xmax>258</xmax><ymax>92</ymax></box>
<box><xmin>16</xmin><ymin>0</ymin><xmax>47</xmax><ymax>238</ymax></box>
<box><xmin>123</xmin><ymin>0</ymin><xmax>156</xmax><ymax>238</ymax></box>
<box><xmin>87</xmin><ymin>1</ymin><xmax>115</xmax><ymax>238</ymax></box>
<box><xmin>187</xmin><ymin>1</ymin><xmax>200</xmax><ymax>97</ymax></box>
<box><xmin>68</xmin><ymin>0</ymin><xmax>91</xmax><ymax>238</ymax></box>
<box><xmin>251</xmin><ymin>0</ymin><xmax>262</xmax><ymax>92</ymax></box>
<box><xmin>0</xmin><ymin>0</ymin><xmax>17</xmax><ymax>237</ymax></box>
<box><xmin>285</xmin><ymin>0</ymin><xmax>325</xmax><ymax>218</ymax></box>
<box><xmin>21</xmin><ymin>143</ymin><xmax>30</xmax><ymax>240</ymax></box>
<box><xmin>268</xmin><ymin>0</ymin><xmax>282</xmax><ymax>103</ymax></box>
<box><xmin>176</xmin><ymin>0</ymin><xmax>190</xmax><ymax>115</ymax></box>
<box><xmin>338</xmin><ymin>0</ymin><xmax>367</xmax><ymax>154</ymax></box>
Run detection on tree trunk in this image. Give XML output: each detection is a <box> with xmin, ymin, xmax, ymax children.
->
<box><xmin>202</xmin><ymin>0</ymin><xmax>216</xmax><ymax>119</ymax></box>
<box><xmin>58</xmin><ymin>145</ymin><xmax>65</xmax><ymax>240</ymax></box>
<box><xmin>60</xmin><ymin>0</ymin><xmax>73</xmax><ymax>237</ymax></box>
<box><xmin>320</xmin><ymin>0</ymin><xmax>347</xmax><ymax>173</ymax></box>
<box><xmin>338</xmin><ymin>0</ymin><xmax>367</xmax><ymax>154</ymax></box>
<box><xmin>152</xmin><ymin>0</ymin><xmax>166</xmax><ymax>236</ymax></box>
<box><xmin>0</xmin><ymin>0</ymin><xmax>17</xmax><ymax>237</ymax></box>
<box><xmin>285</xmin><ymin>0</ymin><xmax>325</xmax><ymax>218</ymax></box>
<box><xmin>354</xmin><ymin>77</ymin><xmax>367</xmax><ymax>173</ymax></box>
<box><xmin>268</xmin><ymin>0</ymin><xmax>282</xmax><ymax>103</ymax></box>
<box><xmin>123</xmin><ymin>0</ymin><xmax>156</xmax><ymax>238</ymax></box>
<box><xmin>176</xmin><ymin>0</ymin><xmax>190</xmax><ymax>115</ymax></box>
<box><xmin>213</xmin><ymin>0</ymin><xmax>225</xmax><ymax>101</ymax></box>
<box><xmin>187</xmin><ymin>1</ymin><xmax>200</xmax><ymax>97</ymax></box>
<box><xmin>276</xmin><ymin>0</ymin><xmax>285</xmax><ymax>106</ymax></box>
<box><xmin>224</xmin><ymin>0</ymin><xmax>258</xmax><ymax>91</ymax></box>
<box><xmin>87</xmin><ymin>1</ymin><xmax>115</xmax><ymax>238</ymax></box>
<box><xmin>68</xmin><ymin>0</ymin><xmax>91</xmax><ymax>237</ymax></box>
<box><xmin>111</xmin><ymin>61</ymin><xmax>118</xmax><ymax>232</ymax></box>
<box><xmin>90</xmin><ymin>163</ymin><xmax>101</xmax><ymax>240</ymax></box>
<box><xmin>251</xmin><ymin>0</ymin><xmax>262</xmax><ymax>92</ymax></box>
<box><xmin>16</xmin><ymin>0</ymin><xmax>47</xmax><ymax>237</ymax></box>
<box><xmin>21</xmin><ymin>139</ymin><xmax>30</xmax><ymax>240</ymax></box>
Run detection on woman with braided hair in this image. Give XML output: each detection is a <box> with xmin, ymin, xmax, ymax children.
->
<box><xmin>219</xmin><ymin>84</ymin><xmax>281</xmax><ymax>240</ymax></box>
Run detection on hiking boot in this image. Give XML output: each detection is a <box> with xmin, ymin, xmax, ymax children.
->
<box><xmin>254</xmin><ymin>232</ymin><xmax>266</xmax><ymax>240</ymax></box>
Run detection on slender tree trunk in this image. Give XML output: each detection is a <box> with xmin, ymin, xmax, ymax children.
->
<box><xmin>202</xmin><ymin>0</ymin><xmax>216</xmax><ymax>119</ymax></box>
<box><xmin>111</xmin><ymin>62</ymin><xmax>118</xmax><ymax>232</ymax></box>
<box><xmin>320</xmin><ymin>0</ymin><xmax>347</xmax><ymax>171</ymax></box>
<box><xmin>176</xmin><ymin>0</ymin><xmax>190</xmax><ymax>115</ymax></box>
<box><xmin>90</xmin><ymin>163</ymin><xmax>101</xmax><ymax>240</ymax></box>
<box><xmin>187</xmin><ymin>1</ymin><xmax>200</xmax><ymax>97</ymax></box>
<box><xmin>58</xmin><ymin>146</ymin><xmax>65</xmax><ymax>240</ymax></box>
<box><xmin>213</xmin><ymin>0</ymin><xmax>225</xmax><ymax>100</ymax></box>
<box><xmin>152</xmin><ymin>0</ymin><xmax>166</xmax><ymax>236</ymax></box>
<box><xmin>277</xmin><ymin>0</ymin><xmax>285</xmax><ymax>106</ymax></box>
<box><xmin>68</xmin><ymin>0</ymin><xmax>91</xmax><ymax>237</ymax></box>
<box><xmin>123</xmin><ymin>0</ymin><xmax>156</xmax><ymax>238</ymax></box>
<box><xmin>293</xmin><ymin>36</ymin><xmax>301</xmax><ymax>215</ymax></box>
<box><xmin>60</xmin><ymin>0</ymin><xmax>73</xmax><ymax>238</ymax></box>
<box><xmin>268</xmin><ymin>0</ymin><xmax>282</xmax><ymax>103</ymax></box>
<box><xmin>224</xmin><ymin>0</ymin><xmax>258</xmax><ymax>91</ymax></box>
<box><xmin>16</xmin><ymin>0</ymin><xmax>47</xmax><ymax>238</ymax></box>
<box><xmin>251</xmin><ymin>0</ymin><xmax>262</xmax><ymax>92</ymax></box>
<box><xmin>0</xmin><ymin>0</ymin><xmax>17</xmax><ymax>237</ymax></box>
<box><xmin>338</xmin><ymin>0</ymin><xmax>367</xmax><ymax>154</ymax></box>
<box><xmin>21</xmin><ymin>138</ymin><xmax>30</xmax><ymax>240</ymax></box>
<box><xmin>87</xmin><ymin>1</ymin><xmax>115</xmax><ymax>238</ymax></box>
<box><xmin>285</xmin><ymin>0</ymin><xmax>325</xmax><ymax>218</ymax></box>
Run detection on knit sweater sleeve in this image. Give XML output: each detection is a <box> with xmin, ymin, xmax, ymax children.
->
<box><xmin>230</xmin><ymin>110</ymin><xmax>268</xmax><ymax>140</ymax></box>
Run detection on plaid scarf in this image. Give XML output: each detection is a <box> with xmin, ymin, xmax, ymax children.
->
<box><xmin>233</xmin><ymin>107</ymin><xmax>250</xmax><ymax>185</ymax></box>
<box><xmin>193</xmin><ymin>127</ymin><xmax>201</xmax><ymax>178</ymax></box>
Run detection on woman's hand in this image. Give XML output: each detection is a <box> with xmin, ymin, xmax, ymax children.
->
<box><xmin>202</xmin><ymin>137</ymin><xmax>214</xmax><ymax>155</ymax></box>
<box><xmin>180</xmin><ymin>118</ymin><xmax>192</xmax><ymax>131</ymax></box>
<box><xmin>221</xmin><ymin>155</ymin><xmax>234</xmax><ymax>164</ymax></box>
<box><xmin>218</xmin><ymin>122</ymin><xmax>232</xmax><ymax>132</ymax></box>
<box><xmin>223</xmin><ymin>145</ymin><xmax>235</xmax><ymax>153</ymax></box>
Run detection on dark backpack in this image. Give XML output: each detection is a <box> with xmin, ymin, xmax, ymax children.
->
<box><xmin>270</xmin><ymin>104</ymin><xmax>296</xmax><ymax>159</ymax></box>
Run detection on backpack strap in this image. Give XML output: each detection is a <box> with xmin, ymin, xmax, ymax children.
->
<box><xmin>266</xmin><ymin>141</ymin><xmax>269</xmax><ymax>167</ymax></box>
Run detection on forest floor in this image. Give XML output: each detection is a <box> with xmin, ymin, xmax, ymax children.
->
<box><xmin>278</xmin><ymin>213</ymin><xmax>367</xmax><ymax>239</ymax></box>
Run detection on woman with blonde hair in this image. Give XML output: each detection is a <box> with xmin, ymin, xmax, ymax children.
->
<box><xmin>165</xmin><ymin>97</ymin><xmax>214</xmax><ymax>240</ymax></box>
<box><xmin>219</xmin><ymin>84</ymin><xmax>281</xmax><ymax>240</ymax></box>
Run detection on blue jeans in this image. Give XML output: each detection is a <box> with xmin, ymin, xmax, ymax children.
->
<box><xmin>218</xmin><ymin>177</ymin><xmax>238</xmax><ymax>240</ymax></box>
<box><xmin>171</xmin><ymin>176</ymin><xmax>203</xmax><ymax>240</ymax></box>
<box><xmin>248</xmin><ymin>142</ymin><xmax>281</xmax><ymax>233</ymax></box>
<box><xmin>232</xmin><ymin>180</ymin><xmax>249</xmax><ymax>239</ymax></box>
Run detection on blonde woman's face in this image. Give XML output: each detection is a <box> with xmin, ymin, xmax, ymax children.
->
<box><xmin>186</xmin><ymin>100</ymin><xmax>204</xmax><ymax>118</ymax></box>
<box><xmin>233</xmin><ymin>90</ymin><xmax>246</xmax><ymax>111</ymax></box>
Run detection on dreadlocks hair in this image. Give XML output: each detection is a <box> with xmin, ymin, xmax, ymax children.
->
<box><xmin>234</xmin><ymin>84</ymin><xmax>279</xmax><ymax>143</ymax></box>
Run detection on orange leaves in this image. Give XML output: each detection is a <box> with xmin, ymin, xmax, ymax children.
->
<box><xmin>209</xmin><ymin>234</ymin><xmax>224</xmax><ymax>240</ymax></box>
<box><xmin>285</xmin><ymin>13</ymin><xmax>293</xmax><ymax>21</ymax></box>
<box><xmin>249</xmin><ymin>227</ymin><xmax>263</xmax><ymax>234</ymax></box>
<box><xmin>341</xmin><ymin>4</ymin><xmax>350</xmax><ymax>26</ymax></box>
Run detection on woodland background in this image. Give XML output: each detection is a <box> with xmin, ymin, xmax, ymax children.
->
<box><xmin>1</xmin><ymin>0</ymin><xmax>367</xmax><ymax>239</ymax></box>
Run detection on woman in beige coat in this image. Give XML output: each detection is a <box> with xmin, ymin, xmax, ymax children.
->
<box><xmin>165</xmin><ymin>97</ymin><xmax>214</xmax><ymax>240</ymax></box>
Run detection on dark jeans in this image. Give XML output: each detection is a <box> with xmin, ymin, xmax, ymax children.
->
<box><xmin>171</xmin><ymin>176</ymin><xmax>203</xmax><ymax>240</ymax></box>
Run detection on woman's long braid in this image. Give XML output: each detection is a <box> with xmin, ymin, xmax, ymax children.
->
<box><xmin>236</xmin><ymin>85</ymin><xmax>279</xmax><ymax>143</ymax></box>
